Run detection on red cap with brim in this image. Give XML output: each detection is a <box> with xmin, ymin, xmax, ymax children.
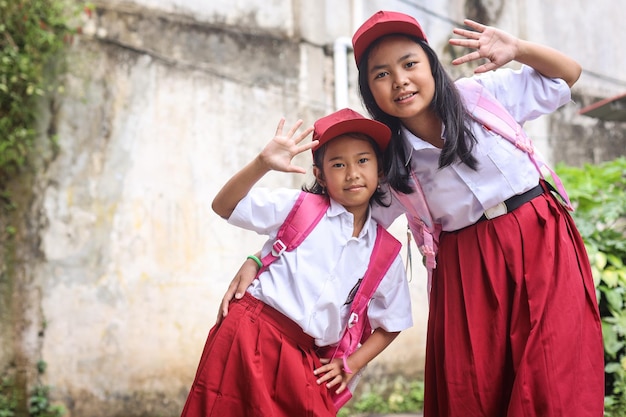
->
<box><xmin>352</xmin><ymin>10</ymin><xmax>428</xmax><ymax>67</ymax></box>
<box><xmin>313</xmin><ymin>108</ymin><xmax>391</xmax><ymax>152</ymax></box>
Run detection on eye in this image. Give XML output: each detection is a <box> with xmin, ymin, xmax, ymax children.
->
<box><xmin>373</xmin><ymin>70</ymin><xmax>389</xmax><ymax>80</ymax></box>
<box><xmin>331</xmin><ymin>162</ymin><xmax>345</xmax><ymax>168</ymax></box>
<box><xmin>358</xmin><ymin>157</ymin><xmax>369</xmax><ymax>164</ymax></box>
<box><xmin>405</xmin><ymin>61</ymin><xmax>417</xmax><ymax>69</ymax></box>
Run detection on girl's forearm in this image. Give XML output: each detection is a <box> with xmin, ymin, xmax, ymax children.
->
<box><xmin>515</xmin><ymin>39</ymin><xmax>582</xmax><ymax>87</ymax></box>
<box><xmin>345</xmin><ymin>329</ymin><xmax>400</xmax><ymax>374</ymax></box>
<box><xmin>211</xmin><ymin>156</ymin><xmax>270</xmax><ymax>219</ymax></box>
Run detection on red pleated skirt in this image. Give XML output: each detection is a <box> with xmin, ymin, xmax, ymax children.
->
<box><xmin>180</xmin><ymin>292</ymin><xmax>336</xmax><ymax>417</ymax></box>
<box><xmin>424</xmin><ymin>184</ymin><xmax>604</xmax><ymax>417</ymax></box>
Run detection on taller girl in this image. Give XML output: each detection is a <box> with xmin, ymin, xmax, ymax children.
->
<box><xmin>353</xmin><ymin>10</ymin><xmax>604</xmax><ymax>417</ymax></box>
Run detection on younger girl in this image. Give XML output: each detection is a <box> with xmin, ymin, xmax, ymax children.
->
<box><xmin>180</xmin><ymin>108</ymin><xmax>412</xmax><ymax>417</ymax></box>
<box><xmin>353</xmin><ymin>10</ymin><xmax>604</xmax><ymax>417</ymax></box>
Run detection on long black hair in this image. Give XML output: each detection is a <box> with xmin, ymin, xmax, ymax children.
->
<box><xmin>358</xmin><ymin>35</ymin><xmax>478</xmax><ymax>194</ymax></box>
<box><xmin>302</xmin><ymin>133</ymin><xmax>390</xmax><ymax>207</ymax></box>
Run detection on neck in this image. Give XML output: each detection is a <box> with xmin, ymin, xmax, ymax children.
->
<box><xmin>351</xmin><ymin>207</ymin><xmax>369</xmax><ymax>237</ymax></box>
<box><xmin>401</xmin><ymin>111</ymin><xmax>443</xmax><ymax>148</ymax></box>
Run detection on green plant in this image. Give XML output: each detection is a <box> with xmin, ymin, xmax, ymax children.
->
<box><xmin>0</xmin><ymin>0</ymin><xmax>78</xmax><ymax>184</ymax></box>
<box><xmin>337</xmin><ymin>376</ymin><xmax>425</xmax><ymax>416</ymax></box>
<box><xmin>0</xmin><ymin>365</ymin><xmax>64</xmax><ymax>417</ymax></box>
<box><xmin>28</xmin><ymin>386</ymin><xmax>64</xmax><ymax>417</ymax></box>
<box><xmin>555</xmin><ymin>157</ymin><xmax>626</xmax><ymax>416</ymax></box>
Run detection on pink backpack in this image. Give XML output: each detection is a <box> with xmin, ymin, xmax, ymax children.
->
<box><xmin>394</xmin><ymin>77</ymin><xmax>572</xmax><ymax>287</ymax></box>
<box><xmin>258</xmin><ymin>191</ymin><xmax>402</xmax><ymax>410</ymax></box>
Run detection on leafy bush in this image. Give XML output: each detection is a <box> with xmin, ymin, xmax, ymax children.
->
<box><xmin>556</xmin><ymin>157</ymin><xmax>626</xmax><ymax>415</ymax></box>
<box><xmin>0</xmin><ymin>366</ymin><xmax>64</xmax><ymax>417</ymax></box>
<box><xmin>337</xmin><ymin>376</ymin><xmax>424</xmax><ymax>416</ymax></box>
<box><xmin>0</xmin><ymin>0</ymin><xmax>77</xmax><ymax>183</ymax></box>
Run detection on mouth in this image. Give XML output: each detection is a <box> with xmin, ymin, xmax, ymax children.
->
<box><xmin>395</xmin><ymin>92</ymin><xmax>416</xmax><ymax>102</ymax></box>
<box><xmin>345</xmin><ymin>184</ymin><xmax>366</xmax><ymax>191</ymax></box>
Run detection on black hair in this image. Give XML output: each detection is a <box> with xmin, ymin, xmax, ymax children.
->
<box><xmin>358</xmin><ymin>35</ymin><xmax>478</xmax><ymax>194</ymax></box>
<box><xmin>302</xmin><ymin>132</ymin><xmax>390</xmax><ymax>207</ymax></box>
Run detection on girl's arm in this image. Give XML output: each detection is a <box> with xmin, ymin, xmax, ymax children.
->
<box><xmin>211</xmin><ymin>118</ymin><xmax>315</xmax><ymax>219</ymax></box>
<box><xmin>216</xmin><ymin>252</ymin><xmax>260</xmax><ymax>324</ymax></box>
<box><xmin>314</xmin><ymin>328</ymin><xmax>400</xmax><ymax>394</ymax></box>
<box><xmin>449</xmin><ymin>19</ymin><xmax>582</xmax><ymax>87</ymax></box>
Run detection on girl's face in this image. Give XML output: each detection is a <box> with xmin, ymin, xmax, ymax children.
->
<box><xmin>366</xmin><ymin>35</ymin><xmax>435</xmax><ymax>122</ymax></box>
<box><xmin>315</xmin><ymin>135</ymin><xmax>381</xmax><ymax>217</ymax></box>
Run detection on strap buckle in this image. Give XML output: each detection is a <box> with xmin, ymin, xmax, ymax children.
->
<box><xmin>271</xmin><ymin>239</ymin><xmax>287</xmax><ymax>257</ymax></box>
<box><xmin>348</xmin><ymin>312</ymin><xmax>359</xmax><ymax>328</ymax></box>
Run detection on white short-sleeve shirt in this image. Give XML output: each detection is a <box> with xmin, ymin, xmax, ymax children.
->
<box><xmin>228</xmin><ymin>188</ymin><xmax>413</xmax><ymax>347</ymax></box>
<box><xmin>373</xmin><ymin>65</ymin><xmax>572</xmax><ymax>232</ymax></box>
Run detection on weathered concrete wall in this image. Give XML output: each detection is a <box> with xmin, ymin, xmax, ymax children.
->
<box><xmin>2</xmin><ymin>0</ymin><xmax>623</xmax><ymax>416</ymax></box>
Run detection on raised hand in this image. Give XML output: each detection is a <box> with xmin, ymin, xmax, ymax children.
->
<box><xmin>212</xmin><ymin>117</ymin><xmax>316</xmax><ymax>219</ymax></box>
<box><xmin>449</xmin><ymin>19</ymin><xmax>519</xmax><ymax>73</ymax></box>
<box><xmin>258</xmin><ymin>118</ymin><xmax>316</xmax><ymax>174</ymax></box>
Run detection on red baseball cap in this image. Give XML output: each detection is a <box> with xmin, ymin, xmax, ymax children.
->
<box><xmin>313</xmin><ymin>108</ymin><xmax>391</xmax><ymax>152</ymax></box>
<box><xmin>352</xmin><ymin>10</ymin><xmax>428</xmax><ymax>66</ymax></box>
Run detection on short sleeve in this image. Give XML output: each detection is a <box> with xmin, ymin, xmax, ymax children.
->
<box><xmin>367</xmin><ymin>254</ymin><xmax>413</xmax><ymax>332</ymax></box>
<box><xmin>473</xmin><ymin>65</ymin><xmax>571</xmax><ymax>124</ymax></box>
<box><xmin>227</xmin><ymin>188</ymin><xmax>300</xmax><ymax>235</ymax></box>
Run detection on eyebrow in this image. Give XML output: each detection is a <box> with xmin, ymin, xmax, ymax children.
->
<box><xmin>327</xmin><ymin>151</ymin><xmax>373</xmax><ymax>162</ymax></box>
<box><xmin>369</xmin><ymin>53</ymin><xmax>417</xmax><ymax>74</ymax></box>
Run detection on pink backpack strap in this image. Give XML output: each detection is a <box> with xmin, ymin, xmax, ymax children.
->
<box><xmin>391</xmin><ymin>171</ymin><xmax>440</xmax><ymax>290</ymax></box>
<box><xmin>456</xmin><ymin>77</ymin><xmax>573</xmax><ymax>211</ymax></box>
<box><xmin>330</xmin><ymin>224</ymin><xmax>402</xmax><ymax>374</ymax></box>
<box><xmin>258</xmin><ymin>192</ymin><xmax>329</xmax><ymax>274</ymax></box>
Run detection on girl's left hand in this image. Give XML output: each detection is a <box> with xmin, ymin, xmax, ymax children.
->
<box><xmin>449</xmin><ymin>19</ymin><xmax>519</xmax><ymax>73</ymax></box>
<box><xmin>313</xmin><ymin>358</ymin><xmax>351</xmax><ymax>394</ymax></box>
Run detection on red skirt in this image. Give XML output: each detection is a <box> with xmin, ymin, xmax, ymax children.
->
<box><xmin>180</xmin><ymin>292</ymin><xmax>336</xmax><ymax>417</ymax></box>
<box><xmin>424</xmin><ymin>185</ymin><xmax>604</xmax><ymax>417</ymax></box>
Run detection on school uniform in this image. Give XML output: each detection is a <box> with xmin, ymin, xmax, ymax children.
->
<box><xmin>181</xmin><ymin>188</ymin><xmax>412</xmax><ymax>417</ymax></box>
<box><xmin>373</xmin><ymin>65</ymin><xmax>604</xmax><ymax>417</ymax></box>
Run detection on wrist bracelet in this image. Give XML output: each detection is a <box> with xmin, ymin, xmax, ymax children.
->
<box><xmin>247</xmin><ymin>255</ymin><xmax>263</xmax><ymax>269</ymax></box>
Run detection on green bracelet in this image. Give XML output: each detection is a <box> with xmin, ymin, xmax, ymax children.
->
<box><xmin>247</xmin><ymin>255</ymin><xmax>263</xmax><ymax>269</ymax></box>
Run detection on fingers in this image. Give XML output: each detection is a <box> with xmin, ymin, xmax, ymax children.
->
<box><xmin>274</xmin><ymin>117</ymin><xmax>286</xmax><ymax>136</ymax></box>
<box><xmin>313</xmin><ymin>360</ymin><xmax>348</xmax><ymax>391</ymax></box>
<box><xmin>285</xmin><ymin>119</ymin><xmax>304</xmax><ymax>138</ymax></box>
<box><xmin>294</xmin><ymin>126</ymin><xmax>314</xmax><ymax>144</ymax></box>
<box><xmin>463</xmin><ymin>19</ymin><xmax>486</xmax><ymax>32</ymax></box>
<box><xmin>313</xmin><ymin>364</ymin><xmax>343</xmax><ymax>388</ymax></box>
<box><xmin>472</xmin><ymin>62</ymin><xmax>498</xmax><ymax>74</ymax></box>
<box><xmin>216</xmin><ymin>279</ymin><xmax>238</xmax><ymax>322</ymax></box>
<box><xmin>450</xmin><ymin>51</ymin><xmax>482</xmax><ymax>66</ymax></box>
<box><xmin>451</xmin><ymin>28</ymin><xmax>479</xmax><ymax>41</ymax></box>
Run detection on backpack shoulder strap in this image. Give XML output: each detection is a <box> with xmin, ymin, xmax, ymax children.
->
<box><xmin>456</xmin><ymin>77</ymin><xmax>573</xmax><ymax>210</ymax></box>
<box><xmin>337</xmin><ymin>224</ymin><xmax>402</xmax><ymax>373</ymax></box>
<box><xmin>391</xmin><ymin>171</ymin><xmax>440</xmax><ymax>291</ymax></box>
<box><xmin>258</xmin><ymin>191</ymin><xmax>329</xmax><ymax>274</ymax></box>
<box><xmin>352</xmin><ymin>225</ymin><xmax>401</xmax><ymax>306</ymax></box>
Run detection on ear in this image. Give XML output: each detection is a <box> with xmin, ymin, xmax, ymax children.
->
<box><xmin>313</xmin><ymin>166</ymin><xmax>326</xmax><ymax>187</ymax></box>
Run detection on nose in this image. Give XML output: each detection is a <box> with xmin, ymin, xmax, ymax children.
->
<box><xmin>346</xmin><ymin>164</ymin><xmax>360</xmax><ymax>180</ymax></box>
<box><xmin>393</xmin><ymin>74</ymin><xmax>408</xmax><ymax>89</ymax></box>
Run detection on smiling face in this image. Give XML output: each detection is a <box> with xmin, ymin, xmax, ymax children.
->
<box><xmin>366</xmin><ymin>35</ymin><xmax>436</xmax><ymax>124</ymax></box>
<box><xmin>314</xmin><ymin>134</ymin><xmax>381</xmax><ymax>218</ymax></box>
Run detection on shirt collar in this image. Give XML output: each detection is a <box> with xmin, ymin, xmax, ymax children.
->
<box><xmin>400</xmin><ymin>123</ymin><xmax>447</xmax><ymax>151</ymax></box>
<box><xmin>327</xmin><ymin>197</ymin><xmax>374</xmax><ymax>239</ymax></box>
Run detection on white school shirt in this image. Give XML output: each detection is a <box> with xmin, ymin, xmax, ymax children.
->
<box><xmin>228</xmin><ymin>188</ymin><xmax>413</xmax><ymax>347</ymax></box>
<box><xmin>373</xmin><ymin>65</ymin><xmax>572</xmax><ymax>232</ymax></box>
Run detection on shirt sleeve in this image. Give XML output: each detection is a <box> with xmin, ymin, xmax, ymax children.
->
<box><xmin>227</xmin><ymin>188</ymin><xmax>300</xmax><ymax>236</ymax></box>
<box><xmin>367</xmin><ymin>253</ymin><xmax>413</xmax><ymax>333</ymax></box>
<box><xmin>474</xmin><ymin>65</ymin><xmax>572</xmax><ymax>125</ymax></box>
<box><xmin>371</xmin><ymin>185</ymin><xmax>407</xmax><ymax>228</ymax></box>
